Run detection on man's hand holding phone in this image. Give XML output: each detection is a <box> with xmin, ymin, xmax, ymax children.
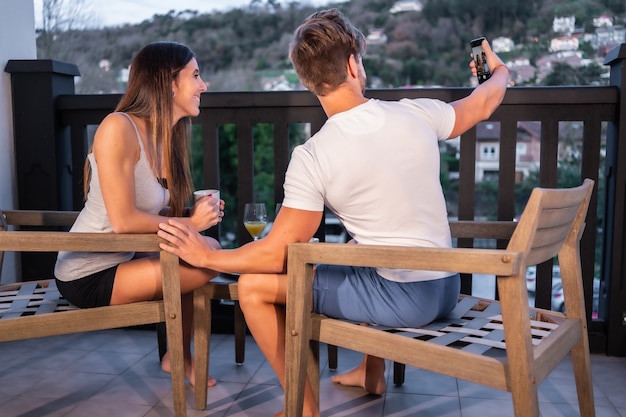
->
<box><xmin>470</xmin><ymin>37</ymin><xmax>507</xmax><ymax>84</ymax></box>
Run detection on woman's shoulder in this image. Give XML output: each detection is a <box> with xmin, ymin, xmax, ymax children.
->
<box><xmin>93</xmin><ymin>112</ymin><xmax>142</xmax><ymax>157</ymax></box>
<box><xmin>97</xmin><ymin>112</ymin><xmax>142</xmax><ymax>138</ymax></box>
<box><xmin>100</xmin><ymin>112</ymin><xmax>135</xmax><ymax>128</ymax></box>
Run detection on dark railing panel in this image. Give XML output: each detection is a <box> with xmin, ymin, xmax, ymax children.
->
<box><xmin>273</xmin><ymin>122</ymin><xmax>290</xmax><ymax>205</ymax></box>
<box><xmin>497</xmin><ymin>119</ymin><xmax>518</xmax><ymax>222</ymax></box>
<box><xmin>604</xmin><ymin>44</ymin><xmax>626</xmax><ymax>356</ymax></box>
<box><xmin>57</xmin><ymin>87</ymin><xmax>612</xmax><ymax>298</ymax></box>
<box><xmin>197</xmin><ymin>117</ymin><xmax>220</xmax><ymax>205</ymax></box>
<box><xmin>58</xmin><ymin>88</ymin><xmax>612</xmax><ymax>314</ymax></box>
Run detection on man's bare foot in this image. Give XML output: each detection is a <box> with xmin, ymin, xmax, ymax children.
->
<box><xmin>331</xmin><ymin>355</ymin><xmax>386</xmax><ymax>395</ymax></box>
<box><xmin>161</xmin><ymin>351</ymin><xmax>217</xmax><ymax>387</ymax></box>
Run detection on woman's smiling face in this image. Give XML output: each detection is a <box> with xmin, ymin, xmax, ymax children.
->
<box><xmin>172</xmin><ymin>58</ymin><xmax>207</xmax><ymax>122</ymax></box>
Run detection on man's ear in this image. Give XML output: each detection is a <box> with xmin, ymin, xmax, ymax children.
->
<box><xmin>347</xmin><ymin>54</ymin><xmax>359</xmax><ymax>79</ymax></box>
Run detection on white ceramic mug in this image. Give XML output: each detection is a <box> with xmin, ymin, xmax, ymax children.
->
<box><xmin>193</xmin><ymin>189</ymin><xmax>220</xmax><ymax>207</ymax></box>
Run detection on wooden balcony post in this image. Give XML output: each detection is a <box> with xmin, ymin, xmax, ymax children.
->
<box><xmin>4</xmin><ymin>59</ymin><xmax>80</xmax><ymax>280</ymax></box>
<box><xmin>602</xmin><ymin>43</ymin><xmax>626</xmax><ymax>356</ymax></box>
<box><xmin>5</xmin><ymin>59</ymin><xmax>80</xmax><ymax>212</ymax></box>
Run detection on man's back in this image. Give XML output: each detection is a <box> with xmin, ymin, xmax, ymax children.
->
<box><xmin>283</xmin><ymin>98</ymin><xmax>456</xmax><ymax>282</ymax></box>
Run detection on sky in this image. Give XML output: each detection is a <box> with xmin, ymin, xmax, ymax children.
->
<box><xmin>34</xmin><ymin>0</ymin><xmax>330</xmax><ymax>28</ymax></box>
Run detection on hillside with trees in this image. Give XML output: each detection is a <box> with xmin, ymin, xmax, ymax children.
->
<box><xmin>37</xmin><ymin>0</ymin><xmax>626</xmax><ymax>93</ymax></box>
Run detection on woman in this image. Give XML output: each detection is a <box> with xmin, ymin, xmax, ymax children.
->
<box><xmin>55</xmin><ymin>41</ymin><xmax>221</xmax><ymax>387</ymax></box>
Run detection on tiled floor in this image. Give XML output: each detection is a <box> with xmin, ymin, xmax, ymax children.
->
<box><xmin>0</xmin><ymin>328</ymin><xmax>624</xmax><ymax>417</ymax></box>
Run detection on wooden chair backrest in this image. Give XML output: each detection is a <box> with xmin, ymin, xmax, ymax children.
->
<box><xmin>508</xmin><ymin>179</ymin><xmax>593</xmax><ymax>268</ymax></box>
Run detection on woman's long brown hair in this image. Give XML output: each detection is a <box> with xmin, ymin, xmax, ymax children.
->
<box><xmin>83</xmin><ymin>41</ymin><xmax>195</xmax><ymax>216</ymax></box>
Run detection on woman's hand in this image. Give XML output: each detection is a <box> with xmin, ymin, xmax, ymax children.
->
<box><xmin>188</xmin><ymin>195</ymin><xmax>224</xmax><ymax>231</ymax></box>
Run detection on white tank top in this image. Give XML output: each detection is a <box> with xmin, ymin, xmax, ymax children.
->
<box><xmin>54</xmin><ymin>112</ymin><xmax>170</xmax><ymax>281</ymax></box>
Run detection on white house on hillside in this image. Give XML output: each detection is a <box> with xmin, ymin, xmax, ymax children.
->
<box><xmin>553</xmin><ymin>16</ymin><xmax>575</xmax><ymax>34</ymax></box>
<box><xmin>550</xmin><ymin>36</ymin><xmax>579</xmax><ymax>52</ymax></box>
<box><xmin>367</xmin><ymin>29</ymin><xmax>387</xmax><ymax>45</ymax></box>
<box><xmin>492</xmin><ymin>37</ymin><xmax>515</xmax><ymax>53</ymax></box>
<box><xmin>390</xmin><ymin>0</ymin><xmax>422</xmax><ymax>14</ymax></box>
<box><xmin>474</xmin><ymin>121</ymin><xmax>541</xmax><ymax>183</ymax></box>
<box><xmin>594</xmin><ymin>26</ymin><xmax>626</xmax><ymax>52</ymax></box>
<box><xmin>593</xmin><ymin>15</ymin><xmax>613</xmax><ymax>28</ymax></box>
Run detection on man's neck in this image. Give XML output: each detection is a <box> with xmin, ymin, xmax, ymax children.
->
<box><xmin>318</xmin><ymin>85</ymin><xmax>368</xmax><ymax>118</ymax></box>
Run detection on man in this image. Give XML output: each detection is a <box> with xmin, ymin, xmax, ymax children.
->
<box><xmin>158</xmin><ymin>8</ymin><xmax>509</xmax><ymax>417</ymax></box>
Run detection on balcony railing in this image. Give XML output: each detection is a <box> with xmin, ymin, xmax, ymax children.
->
<box><xmin>5</xmin><ymin>43</ymin><xmax>626</xmax><ymax>356</ymax></box>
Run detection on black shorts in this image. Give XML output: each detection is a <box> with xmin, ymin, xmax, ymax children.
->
<box><xmin>55</xmin><ymin>266</ymin><xmax>117</xmax><ymax>308</ymax></box>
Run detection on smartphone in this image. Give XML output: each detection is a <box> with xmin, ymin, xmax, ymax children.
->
<box><xmin>471</xmin><ymin>37</ymin><xmax>491</xmax><ymax>84</ymax></box>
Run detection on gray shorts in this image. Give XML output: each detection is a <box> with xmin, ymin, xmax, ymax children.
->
<box><xmin>313</xmin><ymin>264</ymin><xmax>460</xmax><ymax>328</ymax></box>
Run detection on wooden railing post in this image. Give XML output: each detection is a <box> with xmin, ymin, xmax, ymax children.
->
<box><xmin>4</xmin><ymin>59</ymin><xmax>80</xmax><ymax>281</ymax></box>
<box><xmin>4</xmin><ymin>60</ymin><xmax>80</xmax><ymax>212</ymax></box>
<box><xmin>602</xmin><ymin>43</ymin><xmax>626</xmax><ymax>356</ymax></box>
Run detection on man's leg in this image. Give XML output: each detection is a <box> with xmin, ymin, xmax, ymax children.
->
<box><xmin>313</xmin><ymin>265</ymin><xmax>388</xmax><ymax>395</ymax></box>
<box><xmin>331</xmin><ymin>352</ymin><xmax>387</xmax><ymax>395</ymax></box>
<box><xmin>238</xmin><ymin>273</ymin><xmax>320</xmax><ymax>417</ymax></box>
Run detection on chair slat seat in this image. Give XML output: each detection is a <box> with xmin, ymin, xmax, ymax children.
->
<box><xmin>318</xmin><ymin>294</ymin><xmax>562</xmax><ymax>360</ymax></box>
<box><xmin>0</xmin><ymin>280</ymin><xmax>77</xmax><ymax>318</ymax></box>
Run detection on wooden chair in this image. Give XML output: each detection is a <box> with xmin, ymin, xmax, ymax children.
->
<box><xmin>284</xmin><ymin>179</ymin><xmax>595</xmax><ymax>417</ymax></box>
<box><xmin>0</xmin><ymin>209</ymin><xmax>251</xmax><ymax>412</ymax></box>
<box><xmin>0</xmin><ymin>210</ymin><xmax>188</xmax><ymax>416</ymax></box>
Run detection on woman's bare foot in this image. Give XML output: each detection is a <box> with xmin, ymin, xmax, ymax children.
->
<box><xmin>331</xmin><ymin>354</ymin><xmax>386</xmax><ymax>395</ymax></box>
<box><xmin>161</xmin><ymin>351</ymin><xmax>217</xmax><ymax>387</ymax></box>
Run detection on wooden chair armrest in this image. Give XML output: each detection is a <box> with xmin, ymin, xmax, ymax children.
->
<box><xmin>2</xmin><ymin>210</ymin><xmax>79</xmax><ymax>227</ymax></box>
<box><xmin>287</xmin><ymin>242</ymin><xmax>521</xmax><ymax>276</ymax></box>
<box><xmin>0</xmin><ymin>231</ymin><xmax>161</xmax><ymax>253</ymax></box>
<box><xmin>285</xmin><ymin>243</ymin><xmax>522</xmax><ymax>337</ymax></box>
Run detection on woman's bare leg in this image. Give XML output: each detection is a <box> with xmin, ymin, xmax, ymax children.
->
<box><xmin>238</xmin><ymin>273</ymin><xmax>320</xmax><ymax>417</ymax></box>
<box><xmin>159</xmin><ymin>292</ymin><xmax>217</xmax><ymax>387</ymax></box>
<box><xmin>110</xmin><ymin>254</ymin><xmax>218</xmax><ymax>387</ymax></box>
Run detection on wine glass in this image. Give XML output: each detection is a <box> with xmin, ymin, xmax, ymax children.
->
<box><xmin>244</xmin><ymin>203</ymin><xmax>268</xmax><ymax>240</ymax></box>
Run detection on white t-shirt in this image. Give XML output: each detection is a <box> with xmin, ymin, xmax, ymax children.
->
<box><xmin>283</xmin><ymin>98</ymin><xmax>456</xmax><ymax>282</ymax></box>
